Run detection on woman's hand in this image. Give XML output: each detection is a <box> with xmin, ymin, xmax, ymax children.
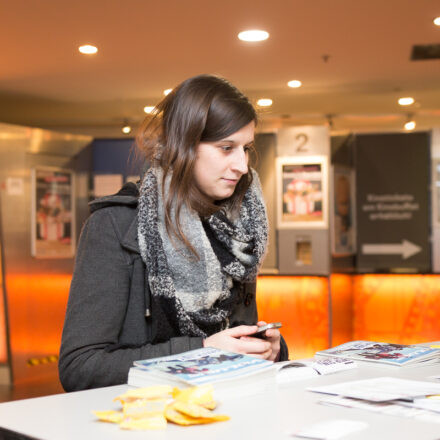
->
<box><xmin>203</xmin><ymin>325</ymin><xmax>272</xmax><ymax>359</ymax></box>
<box><xmin>242</xmin><ymin>320</ymin><xmax>281</xmax><ymax>362</ymax></box>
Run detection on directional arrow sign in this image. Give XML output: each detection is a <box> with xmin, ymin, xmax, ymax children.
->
<box><xmin>362</xmin><ymin>240</ymin><xmax>422</xmax><ymax>260</ymax></box>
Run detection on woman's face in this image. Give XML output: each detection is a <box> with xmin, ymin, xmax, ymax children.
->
<box><xmin>193</xmin><ymin>121</ymin><xmax>255</xmax><ymax>201</ymax></box>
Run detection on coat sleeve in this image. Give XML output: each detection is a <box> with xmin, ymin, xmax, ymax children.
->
<box><xmin>58</xmin><ymin>208</ymin><xmax>203</xmax><ymax>392</ymax></box>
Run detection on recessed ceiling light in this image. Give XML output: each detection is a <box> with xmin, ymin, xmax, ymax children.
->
<box><xmin>257</xmin><ymin>98</ymin><xmax>272</xmax><ymax>107</ymax></box>
<box><xmin>398</xmin><ymin>97</ymin><xmax>414</xmax><ymax>106</ymax></box>
<box><xmin>287</xmin><ymin>80</ymin><xmax>302</xmax><ymax>88</ymax></box>
<box><xmin>238</xmin><ymin>30</ymin><xmax>269</xmax><ymax>42</ymax></box>
<box><xmin>78</xmin><ymin>44</ymin><xmax>98</xmax><ymax>55</ymax></box>
<box><xmin>163</xmin><ymin>88</ymin><xmax>172</xmax><ymax>96</ymax></box>
<box><xmin>143</xmin><ymin>106</ymin><xmax>155</xmax><ymax>114</ymax></box>
<box><xmin>434</xmin><ymin>16</ymin><xmax>440</xmax><ymax>26</ymax></box>
<box><xmin>121</xmin><ymin>120</ymin><xmax>131</xmax><ymax>134</ymax></box>
<box><xmin>404</xmin><ymin>120</ymin><xmax>416</xmax><ymax>131</ymax></box>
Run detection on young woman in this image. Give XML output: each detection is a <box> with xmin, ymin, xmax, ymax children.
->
<box><xmin>59</xmin><ymin>74</ymin><xmax>288</xmax><ymax>391</ymax></box>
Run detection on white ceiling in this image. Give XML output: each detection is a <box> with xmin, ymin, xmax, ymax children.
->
<box><xmin>1</xmin><ymin>0</ymin><xmax>440</xmax><ymax>137</ymax></box>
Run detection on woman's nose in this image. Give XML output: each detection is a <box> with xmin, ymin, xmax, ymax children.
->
<box><xmin>231</xmin><ymin>147</ymin><xmax>249</xmax><ymax>175</ymax></box>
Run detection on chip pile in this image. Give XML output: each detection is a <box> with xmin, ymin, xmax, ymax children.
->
<box><xmin>92</xmin><ymin>384</ymin><xmax>230</xmax><ymax>430</ymax></box>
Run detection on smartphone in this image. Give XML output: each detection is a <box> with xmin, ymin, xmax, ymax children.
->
<box><xmin>249</xmin><ymin>322</ymin><xmax>282</xmax><ymax>339</ymax></box>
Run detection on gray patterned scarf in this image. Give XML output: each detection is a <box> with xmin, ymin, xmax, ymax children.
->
<box><xmin>137</xmin><ymin>166</ymin><xmax>268</xmax><ymax>338</ymax></box>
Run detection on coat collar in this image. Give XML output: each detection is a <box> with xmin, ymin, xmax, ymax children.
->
<box><xmin>120</xmin><ymin>212</ymin><xmax>140</xmax><ymax>254</ymax></box>
<box><xmin>88</xmin><ymin>182</ymin><xmax>141</xmax><ymax>254</ymax></box>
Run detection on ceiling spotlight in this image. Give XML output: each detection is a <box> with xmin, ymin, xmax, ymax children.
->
<box><xmin>257</xmin><ymin>98</ymin><xmax>273</xmax><ymax>107</ymax></box>
<box><xmin>78</xmin><ymin>44</ymin><xmax>98</xmax><ymax>55</ymax></box>
<box><xmin>404</xmin><ymin>113</ymin><xmax>416</xmax><ymax>131</ymax></box>
<box><xmin>122</xmin><ymin>121</ymin><xmax>132</xmax><ymax>134</ymax></box>
<box><xmin>398</xmin><ymin>97</ymin><xmax>414</xmax><ymax>106</ymax></box>
<box><xmin>287</xmin><ymin>80</ymin><xmax>302</xmax><ymax>88</ymax></box>
<box><xmin>434</xmin><ymin>16</ymin><xmax>440</xmax><ymax>26</ymax></box>
<box><xmin>404</xmin><ymin>120</ymin><xmax>416</xmax><ymax>131</ymax></box>
<box><xmin>143</xmin><ymin>106</ymin><xmax>155</xmax><ymax>114</ymax></box>
<box><xmin>238</xmin><ymin>30</ymin><xmax>269</xmax><ymax>42</ymax></box>
<box><xmin>163</xmin><ymin>88</ymin><xmax>172</xmax><ymax>96</ymax></box>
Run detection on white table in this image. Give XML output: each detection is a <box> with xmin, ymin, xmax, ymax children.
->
<box><xmin>0</xmin><ymin>362</ymin><xmax>440</xmax><ymax>440</ymax></box>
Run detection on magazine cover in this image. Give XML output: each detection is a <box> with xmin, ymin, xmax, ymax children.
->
<box><xmin>134</xmin><ymin>347</ymin><xmax>276</xmax><ymax>385</ymax></box>
<box><xmin>316</xmin><ymin>341</ymin><xmax>440</xmax><ymax>366</ymax></box>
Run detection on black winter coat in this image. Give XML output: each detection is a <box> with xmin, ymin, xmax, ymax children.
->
<box><xmin>59</xmin><ymin>184</ymin><xmax>288</xmax><ymax>391</ymax></box>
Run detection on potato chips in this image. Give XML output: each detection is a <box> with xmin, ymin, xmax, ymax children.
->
<box><xmin>93</xmin><ymin>384</ymin><xmax>229</xmax><ymax>431</ymax></box>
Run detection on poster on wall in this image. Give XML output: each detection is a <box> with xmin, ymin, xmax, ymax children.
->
<box><xmin>276</xmin><ymin>156</ymin><xmax>328</xmax><ymax>229</ymax></box>
<box><xmin>31</xmin><ymin>167</ymin><xmax>75</xmax><ymax>258</ymax></box>
<box><xmin>332</xmin><ymin>165</ymin><xmax>356</xmax><ymax>255</ymax></box>
<box><xmin>356</xmin><ymin>132</ymin><xmax>430</xmax><ymax>272</ymax></box>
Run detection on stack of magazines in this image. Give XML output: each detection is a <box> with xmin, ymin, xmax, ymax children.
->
<box><xmin>315</xmin><ymin>340</ymin><xmax>440</xmax><ymax>366</ymax></box>
<box><xmin>128</xmin><ymin>347</ymin><xmax>278</xmax><ymax>397</ymax></box>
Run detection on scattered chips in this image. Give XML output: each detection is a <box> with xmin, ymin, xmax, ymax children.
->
<box><xmin>167</xmin><ymin>401</ymin><xmax>229</xmax><ymax>424</ymax></box>
<box><xmin>93</xmin><ymin>384</ymin><xmax>229</xmax><ymax>431</ymax></box>
<box><xmin>165</xmin><ymin>405</ymin><xmax>221</xmax><ymax>426</ymax></box>
<box><xmin>122</xmin><ymin>398</ymin><xmax>168</xmax><ymax>419</ymax></box>
<box><xmin>113</xmin><ymin>385</ymin><xmax>173</xmax><ymax>404</ymax></box>
<box><xmin>92</xmin><ymin>410</ymin><xmax>124</xmax><ymax>424</ymax></box>
<box><xmin>120</xmin><ymin>414</ymin><xmax>167</xmax><ymax>431</ymax></box>
<box><xmin>172</xmin><ymin>384</ymin><xmax>216</xmax><ymax>409</ymax></box>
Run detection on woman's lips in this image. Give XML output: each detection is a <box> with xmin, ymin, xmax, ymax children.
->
<box><xmin>222</xmin><ymin>178</ymin><xmax>238</xmax><ymax>185</ymax></box>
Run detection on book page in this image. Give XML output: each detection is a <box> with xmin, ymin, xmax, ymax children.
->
<box><xmin>308</xmin><ymin>377</ymin><xmax>440</xmax><ymax>402</ymax></box>
<box><xmin>290</xmin><ymin>419</ymin><xmax>368</xmax><ymax>439</ymax></box>
<box><xmin>319</xmin><ymin>395</ymin><xmax>440</xmax><ymax>423</ymax></box>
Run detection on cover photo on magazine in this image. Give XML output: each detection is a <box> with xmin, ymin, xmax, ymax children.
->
<box><xmin>316</xmin><ymin>341</ymin><xmax>440</xmax><ymax>366</ymax></box>
<box><xmin>134</xmin><ymin>347</ymin><xmax>275</xmax><ymax>385</ymax></box>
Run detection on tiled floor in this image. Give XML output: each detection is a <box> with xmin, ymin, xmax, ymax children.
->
<box><xmin>0</xmin><ymin>377</ymin><xmax>64</xmax><ymax>403</ymax></box>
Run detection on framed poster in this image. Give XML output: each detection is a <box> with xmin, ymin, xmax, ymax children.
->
<box><xmin>331</xmin><ymin>165</ymin><xmax>356</xmax><ymax>255</ymax></box>
<box><xmin>31</xmin><ymin>167</ymin><xmax>75</xmax><ymax>258</ymax></box>
<box><xmin>276</xmin><ymin>156</ymin><xmax>328</xmax><ymax>229</ymax></box>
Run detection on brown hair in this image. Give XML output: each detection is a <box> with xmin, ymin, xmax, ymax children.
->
<box><xmin>137</xmin><ymin>74</ymin><xmax>257</xmax><ymax>255</ymax></box>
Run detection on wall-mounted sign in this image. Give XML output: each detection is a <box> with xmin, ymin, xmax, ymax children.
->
<box><xmin>277</xmin><ymin>126</ymin><xmax>330</xmax><ymax>157</ymax></box>
<box><xmin>356</xmin><ymin>133</ymin><xmax>430</xmax><ymax>272</ymax></box>
<box><xmin>6</xmin><ymin>177</ymin><xmax>24</xmax><ymax>196</ymax></box>
<box><xmin>31</xmin><ymin>167</ymin><xmax>75</xmax><ymax>259</ymax></box>
<box><xmin>276</xmin><ymin>156</ymin><xmax>328</xmax><ymax>229</ymax></box>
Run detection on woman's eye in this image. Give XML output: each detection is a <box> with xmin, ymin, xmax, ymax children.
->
<box><xmin>220</xmin><ymin>145</ymin><xmax>233</xmax><ymax>152</ymax></box>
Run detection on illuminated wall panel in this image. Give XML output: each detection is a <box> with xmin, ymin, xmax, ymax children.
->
<box><xmin>7</xmin><ymin>273</ymin><xmax>70</xmax><ymax>383</ymax></box>
<box><xmin>2</xmin><ymin>271</ymin><xmax>439</xmax><ymax>378</ymax></box>
<box><xmin>257</xmin><ymin>276</ymin><xmax>329</xmax><ymax>359</ymax></box>
<box><xmin>330</xmin><ymin>274</ymin><xmax>353</xmax><ymax>347</ymax></box>
<box><xmin>352</xmin><ymin>274</ymin><xmax>440</xmax><ymax>344</ymax></box>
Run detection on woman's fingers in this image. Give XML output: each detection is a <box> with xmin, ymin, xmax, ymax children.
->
<box><xmin>264</xmin><ymin>328</ymin><xmax>280</xmax><ymax>340</ymax></box>
<box><xmin>245</xmin><ymin>348</ymin><xmax>273</xmax><ymax>360</ymax></box>
<box><xmin>203</xmin><ymin>324</ymin><xmax>275</xmax><ymax>359</ymax></box>
<box><xmin>225</xmin><ymin>325</ymin><xmax>258</xmax><ymax>338</ymax></box>
<box><xmin>237</xmin><ymin>336</ymin><xmax>271</xmax><ymax>353</ymax></box>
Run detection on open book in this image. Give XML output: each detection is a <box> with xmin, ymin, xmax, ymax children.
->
<box><xmin>129</xmin><ymin>347</ymin><xmax>277</xmax><ymax>395</ymax></box>
<box><xmin>315</xmin><ymin>340</ymin><xmax>440</xmax><ymax>366</ymax></box>
<box><xmin>276</xmin><ymin>357</ymin><xmax>357</xmax><ymax>384</ymax></box>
